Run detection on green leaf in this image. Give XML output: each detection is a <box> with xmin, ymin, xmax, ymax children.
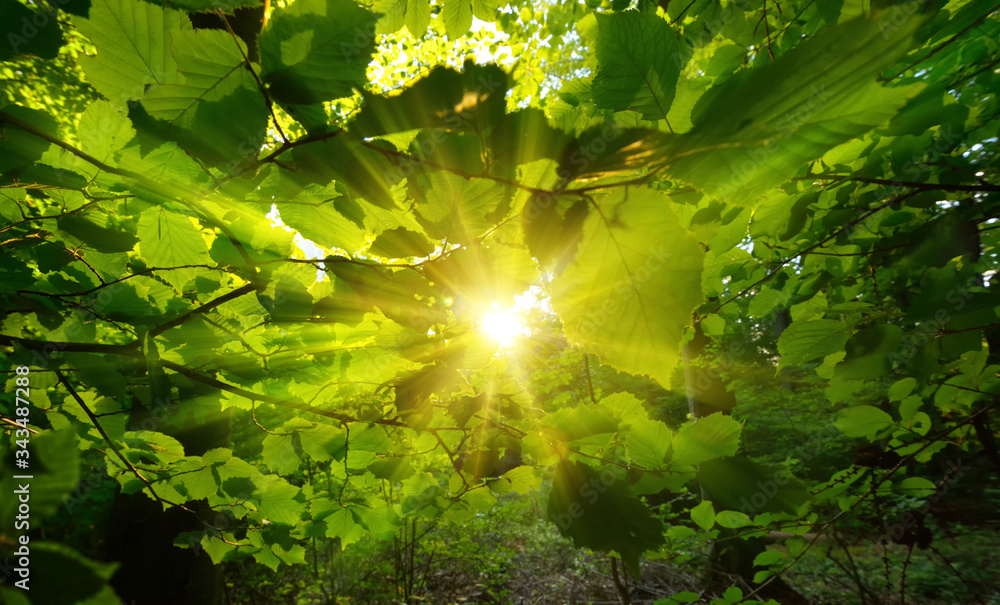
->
<box><xmin>323</xmin><ymin>507</ymin><xmax>367</xmax><ymax>546</ymax></box>
<box><xmin>262</xmin><ymin>432</ymin><xmax>301</xmax><ymax>474</ymax></box>
<box><xmin>551</xmin><ymin>188</ymin><xmax>704</xmax><ymax>389</ymax></box>
<box><xmin>139</xmin><ymin>29</ymin><xmax>268</xmax><ymax>165</ymax></box>
<box><xmin>899</xmin><ymin>395</ymin><xmax>923</xmax><ymax>423</ymax></box>
<box><xmin>470</xmin><ymin>0</ymin><xmax>496</xmax><ymax>21</ymax></box>
<box><xmin>146</xmin><ymin>0</ymin><xmax>260</xmax><ymax>10</ymax></box>
<box><xmin>199</xmin><ymin>534</ymin><xmax>239</xmax><ymax>564</ymax></box>
<box><xmin>715</xmin><ymin>510</ymin><xmax>752</xmax><ymax>528</ymax></box>
<box><xmin>697</xmin><ymin>457</ymin><xmax>811</xmax><ymax>516</ymax></box>
<box><xmin>701</xmin><ymin>315</ymin><xmax>725</xmax><ymax>336</ymax></box>
<box><xmin>442</xmin><ymin>0</ymin><xmax>472</xmax><ymax>38</ymax></box>
<box><xmin>898</xmin><ymin>476</ymin><xmax>936</xmax><ymax>498</ymax></box>
<box><xmin>288</xmin><ymin>137</ymin><xmax>399</xmax><ymax>209</ymax></box>
<box><xmin>74</xmin><ymin>0</ymin><xmax>189</xmax><ymax>102</ymax></box>
<box><xmin>259</xmin><ymin>0</ymin><xmax>379</xmax><ymax>104</ymax></box>
<box><xmin>19</xmin><ymin>542</ymin><xmax>117</xmax><ymax>605</ymax></box>
<box><xmin>256</xmin><ymin>476</ymin><xmax>306</xmax><ymax>525</ymax></box>
<box><xmin>0</xmin><ymin>106</ymin><xmax>58</xmax><ymax>174</ymax></box>
<box><xmin>374</xmin><ymin>0</ymin><xmax>406</xmax><ymax>34</ymax></box>
<box><xmin>350</xmin><ymin>63</ymin><xmax>508</xmax><ymax>138</ymax></box>
<box><xmin>368</xmin><ymin>227</ymin><xmax>435</xmax><ymax>259</ymax></box>
<box><xmin>56</xmin><ymin>214</ymin><xmax>138</xmax><ymax>254</ymax></box>
<box><xmin>777</xmin><ymin>319</ymin><xmax>854</xmax><ymax>370</ymax></box>
<box><xmin>625</xmin><ymin>420</ymin><xmax>672</xmax><ymax>470</ymax></box>
<box><xmin>275</xmin><ymin>195</ymin><xmax>365</xmax><ymax>253</ymax></box>
<box><xmin>298</xmin><ymin>424</ymin><xmax>347</xmax><ymax>461</ymax></box>
<box><xmin>136</xmin><ymin>208</ymin><xmax>212</xmax><ymax>270</ymax></box>
<box><xmin>592</xmin><ymin>11</ymin><xmax>682</xmax><ymax>121</ymax></box>
<box><xmin>176</xmin><ymin>462</ymin><xmax>219</xmax><ymax>501</ymax></box>
<box><xmin>669</xmin><ymin>13</ymin><xmax>924</xmax><ymax>203</ymax></box>
<box><xmin>0</xmin><ymin>429</ymin><xmax>80</xmax><ymax>527</ymax></box>
<box><xmin>417</xmin><ymin>172</ymin><xmax>505</xmax><ymax>243</ymax></box>
<box><xmin>547</xmin><ymin>460</ymin><xmax>664</xmax><ymax>577</ymax></box>
<box><xmin>142</xmin><ymin>29</ymin><xmax>252</xmax><ymax>122</ymax></box>
<box><xmin>578</xmin><ymin>13</ymin><xmax>925</xmax><ymax>204</ymax></box>
<box><xmin>501</xmin><ymin>466</ymin><xmax>541</xmax><ymax>494</ymax></box>
<box><xmin>75</xmin><ymin>100</ymin><xmax>136</xmax><ymax>171</ymax></box>
<box><xmin>888</xmin><ymin>377</ymin><xmax>918</xmax><ymax>401</ymax></box>
<box><xmin>754</xmin><ymin>549</ymin><xmax>785</xmax><ymax>567</ymax></box>
<box><xmin>541</xmin><ymin>403</ymin><xmax>620</xmax><ymax>442</ymax></box>
<box><xmin>834</xmin><ymin>325</ymin><xmax>903</xmax><ymax>380</ymax></box>
<box><xmin>404</xmin><ymin>0</ymin><xmax>431</xmax><ymax>36</ymax></box>
<box><xmin>835</xmin><ymin>405</ymin><xmax>894</xmax><ymax>439</ymax></box>
<box><xmin>690</xmin><ymin>499</ymin><xmax>715</xmax><ymax>530</ymax></box>
<box><xmin>672</xmin><ymin>412</ymin><xmax>741</xmax><ymax>466</ymax></box>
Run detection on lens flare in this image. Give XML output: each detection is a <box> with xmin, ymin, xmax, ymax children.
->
<box><xmin>480</xmin><ymin>307</ymin><xmax>527</xmax><ymax>347</ymax></box>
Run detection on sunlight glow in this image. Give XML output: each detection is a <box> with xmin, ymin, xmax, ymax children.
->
<box><xmin>480</xmin><ymin>305</ymin><xmax>528</xmax><ymax>347</ymax></box>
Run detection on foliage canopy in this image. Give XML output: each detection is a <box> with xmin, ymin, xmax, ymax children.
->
<box><xmin>1</xmin><ymin>0</ymin><xmax>999</xmax><ymax>602</ymax></box>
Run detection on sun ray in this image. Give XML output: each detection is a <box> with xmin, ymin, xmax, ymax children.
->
<box><xmin>479</xmin><ymin>305</ymin><xmax>528</xmax><ymax>348</ymax></box>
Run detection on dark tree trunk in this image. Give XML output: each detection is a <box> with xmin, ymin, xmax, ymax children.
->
<box><xmin>684</xmin><ymin>320</ymin><xmax>812</xmax><ymax>604</ymax></box>
<box><xmin>105</xmin><ymin>396</ymin><xmax>233</xmax><ymax>605</ymax></box>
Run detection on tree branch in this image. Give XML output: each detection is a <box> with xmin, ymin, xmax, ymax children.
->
<box><xmin>709</xmin><ymin>189</ymin><xmax>920</xmax><ymax>315</ymax></box>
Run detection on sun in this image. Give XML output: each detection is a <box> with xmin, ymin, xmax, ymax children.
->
<box><xmin>479</xmin><ymin>305</ymin><xmax>527</xmax><ymax>347</ymax></box>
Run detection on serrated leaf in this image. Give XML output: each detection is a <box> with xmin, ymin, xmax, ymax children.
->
<box><xmin>754</xmin><ymin>549</ymin><xmax>785</xmax><ymax>567</ymax></box>
<box><xmin>547</xmin><ymin>460</ymin><xmax>664</xmax><ymax>577</ymax></box>
<box><xmin>715</xmin><ymin>510</ymin><xmax>752</xmax><ymax>528</ymax></box>
<box><xmin>834</xmin><ymin>324</ymin><xmax>903</xmax><ymax>380</ymax></box>
<box><xmin>136</xmin><ymin>208</ymin><xmax>213</xmax><ymax>269</ymax></box>
<box><xmin>501</xmin><ymin>466</ymin><xmax>541</xmax><ymax>494</ymax></box>
<box><xmin>374</xmin><ymin>0</ymin><xmax>407</xmax><ymax>34</ymax></box>
<box><xmin>350</xmin><ymin>63</ymin><xmax>508</xmax><ymax>138</ymax></box>
<box><xmin>74</xmin><ymin>0</ymin><xmax>189</xmax><ymax>102</ymax></box>
<box><xmin>625</xmin><ymin>420</ymin><xmax>672</xmax><ymax>470</ymax></box>
<box><xmin>574</xmin><ymin>14</ymin><xmax>925</xmax><ymax>204</ymax></box>
<box><xmin>889</xmin><ymin>378</ymin><xmax>918</xmax><ymax>402</ymax></box>
<box><xmin>442</xmin><ymin>0</ymin><xmax>472</xmax><ymax>38</ymax></box>
<box><xmin>672</xmin><ymin>412</ymin><xmax>741</xmax><ymax>466</ymax></box>
<box><xmin>777</xmin><ymin>319</ymin><xmax>854</xmax><ymax>369</ymax></box>
<box><xmin>404</xmin><ymin>0</ymin><xmax>430</xmax><ymax>36</ymax></box>
<box><xmin>697</xmin><ymin>457</ymin><xmax>811</xmax><ymax>516</ymax></box>
<box><xmin>259</xmin><ymin>0</ymin><xmax>378</xmax><ymax>104</ymax></box>
<box><xmin>200</xmin><ymin>534</ymin><xmax>239</xmax><ymax>564</ymax></box>
<box><xmin>690</xmin><ymin>499</ymin><xmax>715</xmax><ymax>530</ymax></box>
<box><xmin>142</xmin><ymin>29</ymin><xmax>252</xmax><ymax>123</ymax></box>
<box><xmin>592</xmin><ymin>11</ymin><xmax>682</xmax><ymax>121</ymax></box>
<box><xmin>898</xmin><ymin>476</ymin><xmax>936</xmax><ymax>497</ymax></box>
<box><xmin>470</xmin><ymin>0</ymin><xmax>497</xmax><ymax>20</ymax></box>
<box><xmin>324</xmin><ymin>507</ymin><xmax>366</xmax><ymax>547</ymax></box>
<box><xmin>256</xmin><ymin>476</ymin><xmax>305</xmax><ymax>525</ymax></box>
<box><xmin>551</xmin><ymin>188</ymin><xmax>704</xmax><ymax>389</ymax></box>
<box><xmin>262</xmin><ymin>432</ymin><xmax>301</xmax><ymax>474</ymax></box>
<box><xmin>835</xmin><ymin>405</ymin><xmax>894</xmax><ymax>439</ymax></box>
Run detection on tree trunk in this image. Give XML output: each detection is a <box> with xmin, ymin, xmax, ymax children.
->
<box><xmin>105</xmin><ymin>395</ymin><xmax>233</xmax><ymax>605</ymax></box>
